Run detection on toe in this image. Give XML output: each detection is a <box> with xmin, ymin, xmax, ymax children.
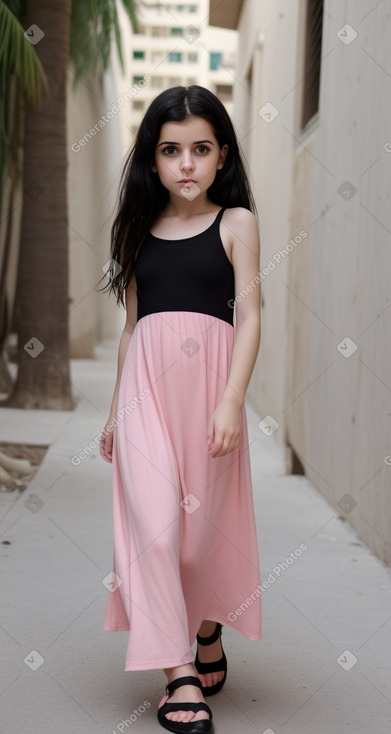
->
<box><xmin>159</xmin><ymin>682</ymin><xmax>211</xmax><ymax>724</ymax></box>
<box><xmin>199</xmin><ymin>670</ymin><xmax>224</xmax><ymax>689</ymax></box>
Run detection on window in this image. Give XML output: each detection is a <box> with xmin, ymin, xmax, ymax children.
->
<box><xmin>171</xmin><ymin>27</ymin><xmax>183</xmax><ymax>35</ymax></box>
<box><xmin>151</xmin><ymin>76</ymin><xmax>164</xmax><ymax>88</ymax></box>
<box><xmin>188</xmin><ymin>52</ymin><xmax>197</xmax><ymax>62</ymax></box>
<box><xmin>132</xmin><ymin>100</ymin><xmax>145</xmax><ymax>110</ymax></box>
<box><xmin>151</xmin><ymin>26</ymin><xmax>168</xmax><ymax>36</ymax></box>
<box><xmin>168</xmin><ymin>76</ymin><xmax>181</xmax><ymax>86</ymax></box>
<box><xmin>133</xmin><ymin>50</ymin><xmax>145</xmax><ymax>59</ymax></box>
<box><xmin>169</xmin><ymin>52</ymin><xmax>182</xmax><ymax>62</ymax></box>
<box><xmin>301</xmin><ymin>0</ymin><xmax>324</xmax><ymax>129</ymax></box>
<box><xmin>133</xmin><ymin>75</ymin><xmax>144</xmax><ymax>84</ymax></box>
<box><xmin>151</xmin><ymin>51</ymin><xmax>165</xmax><ymax>63</ymax></box>
<box><xmin>209</xmin><ymin>52</ymin><xmax>222</xmax><ymax>70</ymax></box>
<box><xmin>189</xmin><ymin>5</ymin><xmax>197</xmax><ymax>11</ymax></box>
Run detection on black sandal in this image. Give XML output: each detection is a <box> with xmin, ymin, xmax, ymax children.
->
<box><xmin>194</xmin><ymin>623</ymin><xmax>227</xmax><ymax>696</ymax></box>
<box><xmin>157</xmin><ymin>675</ymin><xmax>214</xmax><ymax>733</ymax></box>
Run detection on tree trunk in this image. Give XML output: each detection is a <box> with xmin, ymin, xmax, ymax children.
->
<box><xmin>5</xmin><ymin>0</ymin><xmax>73</xmax><ymax>409</ymax></box>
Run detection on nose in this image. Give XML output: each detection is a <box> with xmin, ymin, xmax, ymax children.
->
<box><xmin>180</xmin><ymin>149</ymin><xmax>194</xmax><ymax>173</ymax></box>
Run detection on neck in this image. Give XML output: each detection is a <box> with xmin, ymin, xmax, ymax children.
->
<box><xmin>164</xmin><ymin>193</ymin><xmax>217</xmax><ymax>219</ymax></box>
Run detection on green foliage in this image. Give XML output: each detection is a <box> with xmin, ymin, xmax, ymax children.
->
<box><xmin>0</xmin><ymin>0</ymin><xmax>139</xmax><ymax>182</ymax></box>
<box><xmin>0</xmin><ymin>1</ymin><xmax>46</xmax><ymax>101</ymax></box>
<box><xmin>0</xmin><ymin>0</ymin><xmax>47</xmax><ymax>183</ymax></box>
<box><xmin>69</xmin><ymin>0</ymin><xmax>139</xmax><ymax>91</ymax></box>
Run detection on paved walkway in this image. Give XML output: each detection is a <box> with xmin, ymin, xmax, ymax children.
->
<box><xmin>1</xmin><ymin>339</ymin><xmax>390</xmax><ymax>734</ymax></box>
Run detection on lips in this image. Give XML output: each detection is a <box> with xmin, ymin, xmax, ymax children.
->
<box><xmin>178</xmin><ymin>179</ymin><xmax>195</xmax><ymax>183</ymax></box>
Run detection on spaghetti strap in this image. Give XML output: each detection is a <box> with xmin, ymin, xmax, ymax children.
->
<box><xmin>214</xmin><ymin>206</ymin><xmax>226</xmax><ymax>223</ymax></box>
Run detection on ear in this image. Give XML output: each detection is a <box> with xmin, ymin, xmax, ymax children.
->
<box><xmin>151</xmin><ymin>162</ymin><xmax>157</xmax><ymax>173</ymax></box>
<box><xmin>217</xmin><ymin>143</ymin><xmax>228</xmax><ymax>170</ymax></box>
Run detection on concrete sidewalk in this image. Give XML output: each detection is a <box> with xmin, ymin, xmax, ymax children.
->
<box><xmin>1</xmin><ymin>339</ymin><xmax>390</xmax><ymax>734</ymax></box>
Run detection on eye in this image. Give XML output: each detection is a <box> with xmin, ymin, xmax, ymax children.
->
<box><xmin>195</xmin><ymin>145</ymin><xmax>209</xmax><ymax>153</ymax></box>
<box><xmin>161</xmin><ymin>145</ymin><xmax>178</xmax><ymax>155</ymax></box>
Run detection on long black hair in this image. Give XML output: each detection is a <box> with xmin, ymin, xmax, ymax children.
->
<box><xmin>98</xmin><ymin>85</ymin><xmax>258</xmax><ymax>307</ymax></box>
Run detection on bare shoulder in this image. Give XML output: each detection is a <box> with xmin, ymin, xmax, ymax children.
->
<box><xmin>222</xmin><ymin>207</ymin><xmax>260</xmax><ymax>252</ymax></box>
<box><xmin>224</xmin><ymin>206</ymin><xmax>257</xmax><ymax>224</ymax></box>
<box><xmin>223</xmin><ymin>207</ymin><xmax>258</xmax><ymax>238</ymax></box>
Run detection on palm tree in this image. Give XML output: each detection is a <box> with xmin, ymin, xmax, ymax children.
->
<box><xmin>0</xmin><ymin>0</ymin><xmax>46</xmax><ymax>395</ymax></box>
<box><xmin>1</xmin><ymin>0</ymin><xmax>138</xmax><ymax>409</ymax></box>
<box><xmin>4</xmin><ymin>0</ymin><xmax>74</xmax><ymax>409</ymax></box>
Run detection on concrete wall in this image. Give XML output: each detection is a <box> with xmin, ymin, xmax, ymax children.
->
<box><xmin>229</xmin><ymin>0</ymin><xmax>391</xmax><ymax>565</ymax></box>
<box><xmin>305</xmin><ymin>1</ymin><xmax>391</xmax><ymax>565</ymax></box>
<box><xmin>66</xmin><ymin>65</ymin><xmax>126</xmax><ymax>358</ymax></box>
<box><xmin>233</xmin><ymin>0</ymin><xmax>303</xmax><ymax>427</ymax></box>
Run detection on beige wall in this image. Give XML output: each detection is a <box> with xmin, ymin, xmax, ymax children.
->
<box><xmin>227</xmin><ymin>0</ymin><xmax>391</xmax><ymax>565</ymax></box>
<box><xmin>233</xmin><ymin>0</ymin><xmax>303</xmax><ymax>424</ymax></box>
<box><xmin>304</xmin><ymin>2</ymin><xmax>391</xmax><ymax>564</ymax></box>
<box><xmin>66</xmin><ymin>66</ymin><xmax>125</xmax><ymax>357</ymax></box>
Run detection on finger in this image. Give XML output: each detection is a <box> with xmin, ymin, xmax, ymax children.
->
<box><xmin>214</xmin><ymin>432</ymin><xmax>238</xmax><ymax>457</ymax></box>
<box><xmin>208</xmin><ymin>433</ymin><xmax>220</xmax><ymax>455</ymax></box>
<box><xmin>228</xmin><ymin>432</ymin><xmax>240</xmax><ymax>453</ymax></box>
<box><xmin>100</xmin><ymin>441</ymin><xmax>111</xmax><ymax>463</ymax></box>
<box><xmin>208</xmin><ymin>433</ymin><xmax>225</xmax><ymax>457</ymax></box>
<box><xmin>208</xmin><ymin>412</ymin><xmax>217</xmax><ymax>438</ymax></box>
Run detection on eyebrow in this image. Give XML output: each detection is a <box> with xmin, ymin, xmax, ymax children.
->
<box><xmin>157</xmin><ymin>139</ymin><xmax>214</xmax><ymax>147</ymax></box>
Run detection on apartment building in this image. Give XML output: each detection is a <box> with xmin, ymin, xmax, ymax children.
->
<box><xmin>116</xmin><ymin>0</ymin><xmax>237</xmax><ymax>135</ymax></box>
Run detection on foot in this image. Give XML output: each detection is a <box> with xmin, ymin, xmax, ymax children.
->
<box><xmin>159</xmin><ymin>662</ymin><xmax>211</xmax><ymax>724</ymax></box>
<box><xmin>196</xmin><ymin>621</ymin><xmax>225</xmax><ymax>691</ymax></box>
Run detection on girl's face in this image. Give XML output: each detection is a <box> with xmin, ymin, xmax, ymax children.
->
<box><xmin>151</xmin><ymin>116</ymin><xmax>228</xmax><ymax>201</ymax></box>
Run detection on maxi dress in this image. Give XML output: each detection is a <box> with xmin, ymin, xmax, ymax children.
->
<box><xmin>102</xmin><ymin>207</ymin><xmax>262</xmax><ymax>670</ymax></box>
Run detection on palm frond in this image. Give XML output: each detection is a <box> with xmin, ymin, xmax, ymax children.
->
<box><xmin>0</xmin><ymin>0</ymin><xmax>47</xmax><ymax>101</ymax></box>
<box><xmin>69</xmin><ymin>0</ymin><xmax>139</xmax><ymax>91</ymax></box>
<box><xmin>0</xmin><ymin>0</ymin><xmax>47</xmax><ymax>184</ymax></box>
<box><xmin>120</xmin><ymin>0</ymin><xmax>138</xmax><ymax>32</ymax></box>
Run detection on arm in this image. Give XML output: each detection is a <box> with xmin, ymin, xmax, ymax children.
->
<box><xmin>108</xmin><ymin>328</ymin><xmax>133</xmax><ymax>417</ymax></box>
<box><xmin>100</xmin><ymin>274</ymin><xmax>138</xmax><ymax>463</ymax></box>
<box><xmin>221</xmin><ymin>208</ymin><xmax>261</xmax><ymax>406</ymax></box>
<box><xmin>207</xmin><ymin>208</ymin><xmax>261</xmax><ymax>457</ymax></box>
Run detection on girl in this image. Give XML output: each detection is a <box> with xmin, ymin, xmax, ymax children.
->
<box><xmin>99</xmin><ymin>85</ymin><xmax>262</xmax><ymax>734</ymax></box>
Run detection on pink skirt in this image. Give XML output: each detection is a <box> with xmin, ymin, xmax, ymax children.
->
<box><xmin>102</xmin><ymin>310</ymin><xmax>262</xmax><ymax>671</ymax></box>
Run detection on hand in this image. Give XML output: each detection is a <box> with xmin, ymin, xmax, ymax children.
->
<box><xmin>99</xmin><ymin>419</ymin><xmax>115</xmax><ymax>463</ymax></box>
<box><xmin>207</xmin><ymin>398</ymin><xmax>242</xmax><ymax>458</ymax></box>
